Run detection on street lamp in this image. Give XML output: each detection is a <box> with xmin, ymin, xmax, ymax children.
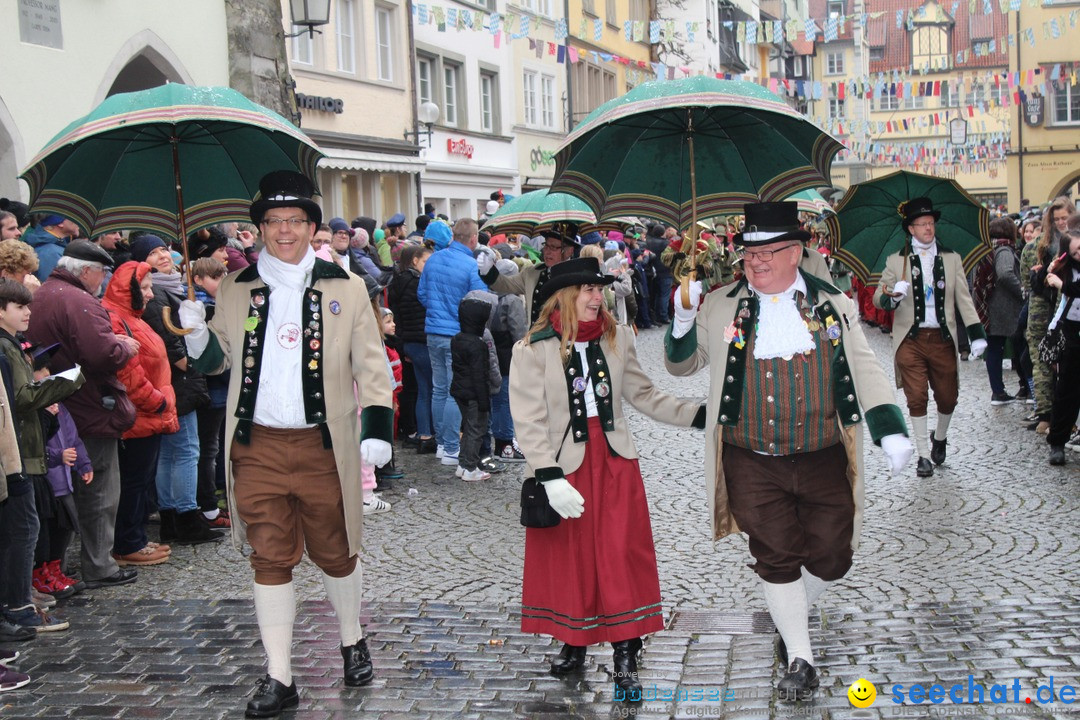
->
<box><xmin>287</xmin><ymin>0</ymin><xmax>332</xmax><ymax>38</ymax></box>
<box><xmin>404</xmin><ymin>101</ymin><xmax>441</xmax><ymax>147</ymax></box>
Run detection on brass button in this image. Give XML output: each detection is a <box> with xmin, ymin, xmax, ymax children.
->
<box><xmin>851</xmin><ymin>413</ymin><xmax>860</xmax><ymax>421</ymax></box>
<box><xmin>726</xmin><ymin>375</ymin><xmax>734</xmax><ymax>383</ymax></box>
<box><xmin>847</xmin><ymin>394</ymin><xmax>855</xmax><ymax>401</ymax></box>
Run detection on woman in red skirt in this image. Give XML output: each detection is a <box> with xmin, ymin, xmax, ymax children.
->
<box><xmin>509</xmin><ymin>257</ymin><xmax>704</xmax><ymax>694</ymax></box>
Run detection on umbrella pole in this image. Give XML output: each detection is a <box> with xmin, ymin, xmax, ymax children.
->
<box><xmin>678</xmin><ymin>121</ymin><xmax>699</xmax><ymax>310</ymax></box>
<box><xmin>162</xmin><ymin>133</ymin><xmax>194</xmax><ymax>336</ymax></box>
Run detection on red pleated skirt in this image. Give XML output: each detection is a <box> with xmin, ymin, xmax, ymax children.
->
<box><xmin>521</xmin><ymin>416</ymin><xmax>665</xmax><ymax>646</ymax></box>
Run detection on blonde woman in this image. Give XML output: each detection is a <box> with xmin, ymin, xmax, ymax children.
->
<box><xmin>510</xmin><ymin>257</ymin><xmax>703</xmax><ymax>695</ymax></box>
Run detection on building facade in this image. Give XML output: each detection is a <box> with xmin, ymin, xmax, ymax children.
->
<box><xmin>1</xmin><ymin>1</ymin><xmax>230</xmax><ymax>202</ymax></box>
<box><xmin>1005</xmin><ymin>1</ymin><xmax>1080</xmax><ymax>208</ymax></box>
<box><xmin>281</xmin><ymin>0</ymin><xmax>423</xmax><ymax>226</ymax></box>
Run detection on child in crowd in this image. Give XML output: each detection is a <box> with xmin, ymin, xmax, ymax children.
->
<box><xmin>34</xmin><ymin>349</ymin><xmax>91</xmax><ymax>599</ymax></box>
<box><xmin>374</xmin><ymin>308</ymin><xmax>404</xmax><ymax>486</ymax></box>
<box><xmin>488</xmin><ymin>261</ymin><xmax>527</xmax><ymax>462</ymax></box>
<box><xmin>450</xmin><ymin>297</ymin><xmax>496</xmax><ymax>482</ymax></box>
<box><xmin>0</xmin><ymin>278</ymin><xmax>83</xmax><ymax>633</ymax></box>
<box><xmin>361</xmin><ymin>295</ymin><xmax>393</xmax><ymax>515</ymax></box>
<box><xmin>190</xmin><ymin>258</ymin><xmax>230</xmax><ymax>529</ymax></box>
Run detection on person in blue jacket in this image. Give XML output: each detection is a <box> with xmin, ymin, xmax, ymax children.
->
<box><xmin>417</xmin><ymin>218</ymin><xmax>487</xmax><ymax>469</ymax></box>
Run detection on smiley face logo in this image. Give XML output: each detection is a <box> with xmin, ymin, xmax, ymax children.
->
<box><xmin>848</xmin><ymin>678</ymin><xmax>877</xmax><ymax>708</ymax></box>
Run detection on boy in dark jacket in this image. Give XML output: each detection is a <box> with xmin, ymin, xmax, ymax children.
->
<box><xmin>450</xmin><ymin>297</ymin><xmax>494</xmax><ymax>482</ymax></box>
<box><xmin>0</xmin><ymin>279</ymin><xmax>84</xmax><ymax>632</ymax></box>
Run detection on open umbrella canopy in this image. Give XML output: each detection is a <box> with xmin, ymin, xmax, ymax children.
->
<box><xmin>825</xmin><ymin>170</ymin><xmax>992</xmax><ymax>284</ymax></box>
<box><xmin>786</xmin><ymin>188</ymin><xmax>833</xmax><ymax>215</ymax></box>
<box><xmin>551</xmin><ymin>76</ymin><xmax>843</xmax><ymax>231</ymax></box>
<box><xmin>481</xmin><ymin>189</ymin><xmax>595</xmax><ymax>235</ymax></box>
<box><xmin>20</xmin><ymin>84</ymin><xmax>323</xmax><ymax>240</ymax></box>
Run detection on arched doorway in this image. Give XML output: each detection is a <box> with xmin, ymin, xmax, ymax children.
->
<box><xmin>0</xmin><ymin>96</ymin><xmax>25</xmax><ymax>201</ymax></box>
<box><xmin>1049</xmin><ymin>170</ymin><xmax>1080</xmax><ymax>205</ymax></box>
<box><xmin>95</xmin><ymin>31</ymin><xmax>194</xmax><ymax>103</ymax></box>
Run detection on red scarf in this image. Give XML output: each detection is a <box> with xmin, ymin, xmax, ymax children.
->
<box><xmin>550</xmin><ymin>309</ymin><xmax>608</xmax><ymax>342</ymax></box>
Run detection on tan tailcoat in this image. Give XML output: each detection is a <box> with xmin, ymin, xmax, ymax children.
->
<box><xmin>198</xmin><ymin>263</ymin><xmax>393</xmax><ymax>555</ymax></box>
<box><xmin>510</xmin><ymin>324</ymin><xmax>701</xmax><ymax>479</ymax></box>
<box><xmin>665</xmin><ymin>275</ymin><xmax>902</xmax><ymax>546</ymax></box>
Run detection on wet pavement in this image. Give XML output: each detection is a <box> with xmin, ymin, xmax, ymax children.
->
<box><xmin>2</xmin><ymin>324</ymin><xmax>1078</xmax><ymax>719</ymax></box>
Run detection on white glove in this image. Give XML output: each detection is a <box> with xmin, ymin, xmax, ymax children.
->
<box><xmin>360</xmin><ymin>438</ymin><xmax>393</xmax><ymax>468</ymax></box>
<box><xmin>543</xmin><ymin>477</ymin><xmax>584</xmax><ymax>519</ymax></box>
<box><xmin>179</xmin><ymin>299</ymin><xmax>210</xmax><ymax>358</ymax></box>
<box><xmin>880</xmin><ymin>433</ymin><xmax>913</xmax><ymax>477</ymax></box>
<box><xmin>477</xmin><ymin>252</ymin><xmax>495</xmax><ymax>276</ymax></box>
<box><xmin>969</xmin><ymin>338</ymin><xmax>988</xmax><ymax>359</ymax></box>
<box><xmin>671</xmin><ymin>280</ymin><xmax>703</xmax><ymax>339</ymax></box>
<box><xmin>890</xmin><ymin>280</ymin><xmax>911</xmax><ymax>299</ymax></box>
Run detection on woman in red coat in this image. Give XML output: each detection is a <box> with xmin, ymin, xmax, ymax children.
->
<box><xmin>103</xmin><ymin>261</ymin><xmax>179</xmax><ymax>566</ymax></box>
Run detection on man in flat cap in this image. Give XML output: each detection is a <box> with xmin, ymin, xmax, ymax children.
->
<box><xmin>665</xmin><ymin>202</ymin><xmax>911</xmax><ymax>701</ymax></box>
<box><xmin>873</xmin><ymin>197</ymin><xmax>986</xmax><ymax>478</ymax></box>
<box><xmin>179</xmin><ymin>170</ymin><xmax>394</xmax><ymax>718</ymax></box>
<box><xmin>26</xmin><ymin>239</ymin><xmax>140</xmax><ymax>589</ymax></box>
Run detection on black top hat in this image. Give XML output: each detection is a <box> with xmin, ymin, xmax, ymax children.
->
<box><xmin>899</xmin><ymin>197</ymin><xmax>941</xmax><ymax>228</ymax></box>
<box><xmin>732</xmin><ymin>202</ymin><xmax>811</xmax><ymax>247</ymax></box>
<box><xmin>249</xmin><ymin>170</ymin><xmax>323</xmax><ymax>227</ymax></box>
<box><xmin>536</xmin><ymin>256</ymin><xmax>614</xmax><ymax>307</ymax></box>
<box><xmin>539</xmin><ymin>223</ymin><xmax>581</xmax><ymax>248</ymax></box>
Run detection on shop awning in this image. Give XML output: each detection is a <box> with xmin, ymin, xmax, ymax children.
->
<box><xmin>319</xmin><ymin>149</ymin><xmax>425</xmax><ymax>174</ymax></box>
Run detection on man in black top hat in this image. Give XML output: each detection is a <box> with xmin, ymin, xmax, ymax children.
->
<box><xmin>179</xmin><ymin>170</ymin><xmax>394</xmax><ymax>718</ymax></box>
<box><xmin>873</xmin><ymin>197</ymin><xmax>986</xmax><ymax>478</ymax></box>
<box><xmin>477</xmin><ymin>226</ymin><xmax>578</xmax><ymax>323</ymax></box>
<box><xmin>665</xmin><ymin>201</ymin><xmax>911</xmax><ymax>701</ymax></box>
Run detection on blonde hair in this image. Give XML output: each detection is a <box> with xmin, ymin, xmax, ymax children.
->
<box><xmin>525</xmin><ymin>285</ymin><xmax>617</xmax><ymax>362</ymax></box>
<box><xmin>0</xmin><ymin>240</ymin><xmax>39</xmax><ymax>275</ymax></box>
<box><xmin>579</xmin><ymin>244</ymin><xmax>604</xmax><ymax>261</ymax></box>
<box><xmin>1040</xmin><ymin>197</ymin><xmax>1076</xmax><ymax>260</ymax></box>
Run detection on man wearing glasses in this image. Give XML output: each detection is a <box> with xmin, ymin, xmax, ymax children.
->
<box><xmin>665</xmin><ymin>201</ymin><xmax>911</xmax><ymax>701</ymax></box>
<box><xmin>874</xmin><ymin>197</ymin><xmax>986</xmax><ymax>478</ymax></box>
<box><xmin>477</xmin><ymin>226</ymin><xmax>579</xmax><ymax>323</ymax></box>
<box><xmin>179</xmin><ymin>171</ymin><xmax>394</xmax><ymax>718</ymax></box>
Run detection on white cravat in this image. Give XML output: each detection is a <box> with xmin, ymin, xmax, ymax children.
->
<box><xmin>750</xmin><ymin>275</ymin><xmax>815</xmax><ymax>360</ymax></box>
<box><xmin>911</xmin><ymin>237</ymin><xmax>940</xmax><ymax>329</ymax></box>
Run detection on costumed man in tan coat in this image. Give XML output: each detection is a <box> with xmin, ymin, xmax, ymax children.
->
<box><xmin>179</xmin><ymin>171</ymin><xmax>394</xmax><ymax>719</ymax></box>
<box><xmin>665</xmin><ymin>202</ymin><xmax>912</xmax><ymax>700</ymax></box>
<box><xmin>873</xmin><ymin>198</ymin><xmax>986</xmax><ymax>478</ymax></box>
<box><xmin>478</xmin><ymin>226</ymin><xmax>578</xmax><ymax>323</ymax></box>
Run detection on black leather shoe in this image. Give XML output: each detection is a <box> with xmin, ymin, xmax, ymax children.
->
<box><xmin>776</xmin><ymin>633</ymin><xmax>788</xmax><ymax>667</ymax></box>
<box><xmin>930</xmin><ymin>432</ymin><xmax>947</xmax><ymax>465</ymax></box>
<box><xmin>1049</xmin><ymin>446</ymin><xmax>1067</xmax><ymax>466</ymax></box>
<box><xmin>245</xmin><ymin>674</ymin><xmax>299</xmax><ymax>718</ymax></box>
<box><xmin>84</xmin><ymin>567</ymin><xmax>138</xmax><ymax>589</ymax></box>
<box><xmin>611</xmin><ymin>638</ymin><xmax>644</xmax><ymax>696</ymax></box>
<box><xmin>0</xmin><ymin>618</ymin><xmax>36</xmax><ymax>642</ymax></box>
<box><xmin>342</xmin><ymin>638</ymin><xmax>375</xmax><ymax>687</ymax></box>
<box><xmin>549</xmin><ymin>643</ymin><xmax>586</xmax><ymax>675</ymax></box>
<box><xmin>777</xmin><ymin>658</ymin><xmax>819</xmax><ymax>701</ymax></box>
<box><xmin>416</xmin><ymin>437</ymin><xmax>437</xmax><ymax>454</ymax></box>
<box><xmin>916</xmin><ymin>457</ymin><xmax>934</xmax><ymax>478</ymax></box>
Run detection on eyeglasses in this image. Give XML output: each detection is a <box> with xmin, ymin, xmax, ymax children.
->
<box><xmin>543</xmin><ymin>243</ymin><xmax>570</xmax><ymax>252</ymax></box>
<box><xmin>262</xmin><ymin>217</ymin><xmax>310</xmax><ymax>229</ymax></box>
<box><xmin>742</xmin><ymin>243</ymin><xmax>799</xmax><ymax>262</ymax></box>
<box><xmin>910</xmin><ymin>221</ymin><xmax>936</xmax><ymax>229</ymax></box>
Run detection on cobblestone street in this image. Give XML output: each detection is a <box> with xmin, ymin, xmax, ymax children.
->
<box><xmin>3</xmin><ymin>324</ymin><xmax>1078</xmax><ymax>719</ymax></box>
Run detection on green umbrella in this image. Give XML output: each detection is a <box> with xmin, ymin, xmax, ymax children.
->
<box><xmin>786</xmin><ymin>188</ymin><xmax>832</xmax><ymax>215</ymax></box>
<box><xmin>481</xmin><ymin>189</ymin><xmax>595</xmax><ymax>235</ymax></box>
<box><xmin>824</xmin><ymin>170</ymin><xmax>991</xmax><ymax>284</ymax></box>
<box><xmin>20</xmin><ymin>84</ymin><xmax>323</xmax><ymax>242</ymax></box>
<box><xmin>551</xmin><ymin>76</ymin><xmax>843</xmax><ymax>232</ymax></box>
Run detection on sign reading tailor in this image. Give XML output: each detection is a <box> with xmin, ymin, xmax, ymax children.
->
<box><xmin>296</xmin><ymin>93</ymin><xmax>345</xmax><ymax>114</ymax></box>
<box><xmin>447</xmin><ymin>138</ymin><xmax>475</xmax><ymax>159</ymax></box>
<box><xmin>1024</xmin><ymin>91</ymin><xmax>1044</xmax><ymax>127</ymax></box>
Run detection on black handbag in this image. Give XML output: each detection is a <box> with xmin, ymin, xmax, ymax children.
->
<box><xmin>519</xmin><ymin>421</ymin><xmax>572</xmax><ymax>529</ymax></box>
<box><xmin>520</xmin><ymin>477</ymin><xmax>561</xmax><ymax>528</ymax></box>
<box><xmin>1039</xmin><ymin>326</ymin><xmax>1065</xmax><ymax>365</ymax></box>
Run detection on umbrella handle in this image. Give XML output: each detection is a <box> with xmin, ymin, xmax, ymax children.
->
<box><xmin>161</xmin><ymin>306</ymin><xmax>193</xmax><ymax>336</ymax></box>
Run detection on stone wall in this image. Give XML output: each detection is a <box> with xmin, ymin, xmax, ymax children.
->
<box><xmin>225</xmin><ymin>0</ymin><xmax>298</xmax><ymax>123</ymax></box>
